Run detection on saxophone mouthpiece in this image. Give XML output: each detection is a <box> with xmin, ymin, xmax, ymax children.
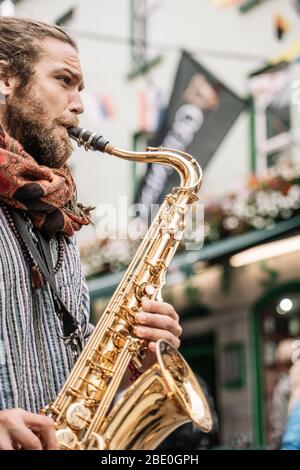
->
<box><xmin>68</xmin><ymin>126</ymin><xmax>110</xmax><ymax>153</ymax></box>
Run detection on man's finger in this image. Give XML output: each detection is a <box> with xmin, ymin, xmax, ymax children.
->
<box><xmin>9</xmin><ymin>427</ymin><xmax>43</xmax><ymax>450</ymax></box>
<box><xmin>148</xmin><ymin>342</ymin><xmax>157</xmax><ymax>354</ymax></box>
<box><xmin>136</xmin><ymin>312</ymin><xmax>182</xmax><ymax>337</ymax></box>
<box><xmin>22</xmin><ymin>411</ymin><xmax>53</xmax><ymax>428</ymax></box>
<box><xmin>135</xmin><ymin>326</ymin><xmax>180</xmax><ymax>349</ymax></box>
<box><xmin>26</xmin><ymin>415</ymin><xmax>58</xmax><ymax>450</ymax></box>
<box><xmin>0</xmin><ymin>431</ymin><xmax>13</xmax><ymax>450</ymax></box>
<box><xmin>34</xmin><ymin>425</ymin><xmax>58</xmax><ymax>450</ymax></box>
<box><xmin>141</xmin><ymin>300</ymin><xmax>179</xmax><ymax>321</ymax></box>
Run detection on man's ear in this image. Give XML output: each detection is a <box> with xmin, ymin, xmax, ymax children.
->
<box><xmin>0</xmin><ymin>60</ymin><xmax>19</xmax><ymax>101</ymax></box>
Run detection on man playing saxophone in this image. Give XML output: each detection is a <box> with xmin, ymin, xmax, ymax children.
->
<box><xmin>0</xmin><ymin>17</ymin><xmax>182</xmax><ymax>450</ymax></box>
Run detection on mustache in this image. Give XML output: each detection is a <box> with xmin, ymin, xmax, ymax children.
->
<box><xmin>55</xmin><ymin>116</ymin><xmax>80</xmax><ymax>128</ymax></box>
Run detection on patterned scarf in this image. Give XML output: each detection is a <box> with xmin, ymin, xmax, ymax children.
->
<box><xmin>0</xmin><ymin>126</ymin><xmax>92</xmax><ymax>238</ymax></box>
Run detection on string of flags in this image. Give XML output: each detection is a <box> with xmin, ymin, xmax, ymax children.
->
<box><xmin>210</xmin><ymin>0</ymin><xmax>244</xmax><ymax>9</ymax></box>
<box><xmin>210</xmin><ymin>0</ymin><xmax>274</xmax><ymax>13</ymax></box>
<box><xmin>81</xmin><ymin>88</ymin><xmax>163</xmax><ymax>132</ymax></box>
<box><xmin>210</xmin><ymin>1</ymin><xmax>291</xmax><ymax>42</ymax></box>
<box><xmin>137</xmin><ymin>88</ymin><xmax>164</xmax><ymax>133</ymax></box>
<box><xmin>82</xmin><ymin>91</ymin><xmax>117</xmax><ymax>122</ymax></box>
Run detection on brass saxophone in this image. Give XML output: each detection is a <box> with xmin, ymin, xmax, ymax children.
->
<box><xmin>46</xmin><ymin>127</ymin><xmax>213</xmax><ymax>450</ymax></box>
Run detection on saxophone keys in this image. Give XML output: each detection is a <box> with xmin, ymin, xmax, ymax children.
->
<box><xmin>143</xmin><ymin>284</ymin><xmax>155</xmax><ymax>296</ymax></box>
<box><xmin>66</xmin><ymin>400</ymin><xmax>92</xmax><ymax>430</ymax></box>
<box><xmin>134</xmin><ymin>281</ymin><xmax>156</xmax><ymax>301</ymax></box>
<box><xmin>56</xmin><ymin>428</ymin><xmax>81</xmax><ymax>450</ymax></box>
<box><xmin>167</xmin><ymin>222</ymin><xmax>178</xmax><ymax>234</ymax></box>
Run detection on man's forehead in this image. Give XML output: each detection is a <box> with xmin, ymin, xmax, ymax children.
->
<box><xmin>37</xmin><ymin>37</ymin><xmax>83</xmax><ymax>78</ymax></box>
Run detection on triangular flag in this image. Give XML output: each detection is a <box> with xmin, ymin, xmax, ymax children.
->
<box><xmin>210</xmin><ymin>0</ymin><xmax>244</xmax><ymax>9</ymax></box>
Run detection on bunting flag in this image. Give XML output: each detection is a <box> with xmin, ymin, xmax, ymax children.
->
<box><xmin>211</xmin><ymin>0</ymin><xmax>271</xmax><ymax>12</ymax></box>
<box><xmin>210</xmin><ymin>0</ymin><xmax>244</xmax><ymax>9</ymax></box>
<box><xmin>137</xmin><ymin>88</ymin><xmax>163</xmax><ymax>133</ymax></box>
<box><xmin>138</xmin><ymin>90</ymin><xmax>148</xmax><ymax>132</ymax></box>
<box><xmin>269</xmin><ymin>37</ymin><xmax>300</xmax><ymax>66</ymax></box>
<box><xmin>82</xmin><ymin>91</ymin><xmax>117</xmax><ymax>122</ymax></box>
<box><xmin>274</xmin><ymin>13</ymin><xmax>290</xmax><ymax>41</ymax></box>
<box><xmin>99</xmin><ymin>94</ymin><xmax>116</xmax><ymax>118</ymax></box>
<box><xmin>135</xmin><ymin>51</ymin><xmax>246</xmax><ymax>212</ymax></box>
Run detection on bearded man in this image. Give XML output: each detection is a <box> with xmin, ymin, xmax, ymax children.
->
<box><xmin>0</xmin><ymin>17</ymin><xmax>182</xmax><ymax>450</ymax></box>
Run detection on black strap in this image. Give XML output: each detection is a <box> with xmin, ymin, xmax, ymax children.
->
<box><xmin>10</xmin><ymin>208</ymin><xmax>83</xmax><ymax>353</ymax></box>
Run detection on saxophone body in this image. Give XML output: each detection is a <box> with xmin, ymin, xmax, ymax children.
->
<box><xmin>46</xmin><ymin>127</ymin><xmax>213</xmax><ymax>450</ymax></box>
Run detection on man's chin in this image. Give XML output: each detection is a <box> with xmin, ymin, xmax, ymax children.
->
<box><xmin>48</xmin><ymin>129</ymin><xmax>73</xmax><ymax>167</ymax></box>
<box><xmin>40</xmin><ymin>140</ymin><xmax>73</xmax><ymax>169</ymax></box>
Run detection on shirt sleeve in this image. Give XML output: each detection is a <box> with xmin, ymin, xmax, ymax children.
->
<box><xmin>281</xmin><ymin>398</ymin><xmax>300</xmax><ymax>450</ymax></box>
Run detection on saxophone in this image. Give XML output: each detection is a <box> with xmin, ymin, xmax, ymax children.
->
<box><xmin>46</xmin><ymin>127</ymin><xmax>213</xmax><ymax>450</ymax></box>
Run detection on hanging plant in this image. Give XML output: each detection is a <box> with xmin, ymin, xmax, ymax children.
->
<box><xmin>203</xmin><ymin>159</ymin><xmax>300</xmax><ymax>244</ymax></box>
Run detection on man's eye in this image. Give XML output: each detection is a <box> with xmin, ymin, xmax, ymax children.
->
<box><xmin>57</xmin><ymin>76</ymin><xmax>71</xmax><ymax>86</ymax></box>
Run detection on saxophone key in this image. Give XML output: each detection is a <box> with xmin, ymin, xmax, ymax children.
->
<box><xmin>134</xmin><ymin>281</ymin><xmax>156</xmax><ymax>301</ymax></box>
<box><xmin>66</xmin><ymin>400</ymin><xmax>92</xmax><ymax>430</ymax></box>
<box><xmin>56</xmin><ymin>428</ymin><xmax>81</xmax><ymax>450</ymax></box>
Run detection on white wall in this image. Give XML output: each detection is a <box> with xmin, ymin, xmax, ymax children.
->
<box><xmin>14</xmin><ymin>0</ymin><xmax>300</xmax><ymax>243</ymax></box>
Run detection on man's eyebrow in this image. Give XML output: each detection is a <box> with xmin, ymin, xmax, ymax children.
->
<box><xmin>55</xmin><ymin>67</ymin><xmax>85</xmax><ymax>91</ymax></box>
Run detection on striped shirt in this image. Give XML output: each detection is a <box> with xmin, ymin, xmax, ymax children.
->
<box><xmin>0</xmin><ymin>206</ymin><xmax>93</xmax><ymax>413</ymax></box>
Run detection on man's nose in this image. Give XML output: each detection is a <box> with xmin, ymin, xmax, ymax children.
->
<box><xmin>69</xmin><ymin>92</ymin><xmax>84</xmax><ymax>115</ymax></box>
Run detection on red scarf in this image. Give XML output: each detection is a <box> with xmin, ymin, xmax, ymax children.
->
<box><xmin>0</xmin><ymin>127</ymin><xmax>92</xmax><ymax>237</ymax></box>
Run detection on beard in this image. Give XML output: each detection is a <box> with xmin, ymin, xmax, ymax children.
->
<box><xmin>2</xmin><ymin>85</ymin><xmax>79</xmax><ymax>168</ymax></box>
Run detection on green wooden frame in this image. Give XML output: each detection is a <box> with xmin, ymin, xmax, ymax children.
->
<box><xmin>221</xmin><ymin>342</ymin><xmax>246</xmax><ymax>389</ymax></box>
<box><xmin>248</xmin><ymin>95</ymin><xmax>256</xmax><ymax>173</ymax></box>
<box><xmin>127</xmin><ymin>0</ymin><xmax>163</xmax><ymax>80</ymax></box>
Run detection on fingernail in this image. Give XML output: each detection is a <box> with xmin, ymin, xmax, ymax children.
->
<box><xmin>135</xmin><ymin>326</ymin><xmax>145</xmax><ymax>336</ymax></box>
<box><xmin>136</xmin><ymin>312</ymin><xmax>147</xmax><ymax>323</ymax></box>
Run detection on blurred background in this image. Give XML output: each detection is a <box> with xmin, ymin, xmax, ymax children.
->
<box><xmin>4</xmin><ymin>0</ymin><xmax>300</xmax><ymax>449</ymax></box>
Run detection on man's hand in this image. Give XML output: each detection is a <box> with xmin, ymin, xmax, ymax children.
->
<box><xmin>0</xmin><ymin>408</ymin><xmax>58</xmax><ymax>450</ymax></box>
<box><xmin>135</xmin><ymin>299</ymin><xmax>182</xmax><ymax>355</ymax></box>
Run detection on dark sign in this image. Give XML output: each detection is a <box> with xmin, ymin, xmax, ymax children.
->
<box><xmin>135</xmin><ymin>51</ymin><xmax>246</xmax><ymax>212</ymax></box>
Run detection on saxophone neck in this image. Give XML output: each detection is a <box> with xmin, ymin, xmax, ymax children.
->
<box><xmin>108</xmin><ymin>145</ymin><xmax>202</xmax><ymax>194</ymax></box>
<box><xmin>68</xmin><ymin>126</ymin><xmax>202</xmax><ymax>194</ymax></box>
